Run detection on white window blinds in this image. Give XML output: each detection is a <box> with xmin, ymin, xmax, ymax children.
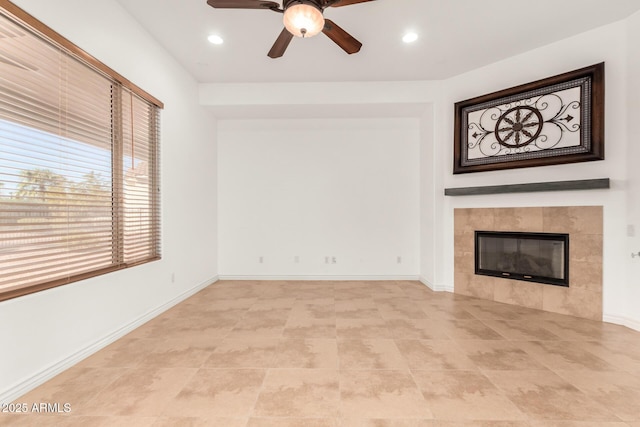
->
<box><xmin>0</xmin><ymin>4</ymin><xmax>161</xmax><ymax>301</ymax></box>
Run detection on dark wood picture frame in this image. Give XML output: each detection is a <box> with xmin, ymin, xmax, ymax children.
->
<box><xmin>453</xmin><ymin>63</ymin><xmax>604</xmax><ymax>174</ymax></box>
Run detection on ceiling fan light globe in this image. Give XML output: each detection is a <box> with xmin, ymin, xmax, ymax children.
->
<box><xmin>283</xmin><ymin>3</ymin><xmax>325</xmax><ymax>38</ymax></box>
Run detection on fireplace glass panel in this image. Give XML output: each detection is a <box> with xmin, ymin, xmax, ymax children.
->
<box><xmin>475</xmin><ymin>231</ymin><xmax>569</xmax><ymax>287</ymax></box>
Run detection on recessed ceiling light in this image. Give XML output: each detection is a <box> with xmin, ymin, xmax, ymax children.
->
<box><xmin>402</xmin><ymin>32</ymin><xmax>418</xmax><ymax>44</ymax></box>
<box><xmin>208</xmin><ymin>34</ymin><xmax>224</xmax><ymax>45</ymax></box>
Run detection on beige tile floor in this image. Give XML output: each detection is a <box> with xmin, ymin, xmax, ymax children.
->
<box><xmin>4</xmin><ymin>280</ymin><xmax>640</xmax><ymax>427</ymax></box>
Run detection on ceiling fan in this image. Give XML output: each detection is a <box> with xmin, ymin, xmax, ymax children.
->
<box><xmin>206</xmin><ymin>0</ymin><xmax>375</xmax><ymax>58</ymax></box>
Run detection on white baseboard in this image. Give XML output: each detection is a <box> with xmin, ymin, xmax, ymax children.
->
<box><xmin>217</xmin><ymin>275</ymin><xmax>455</xmax><ymax>292</ymax></box>
<box><xmin>603</xmin><ymin>314</ymin><xmax>640</xmax><ymax>332</ymax></box>
<box><xmin>0</xmin><ymin>275</ymin><xmax>218</xmax><ymax>405</ymax></box>
<box><xmin>218</xmin><ymin>275</ymin><xmax>421</xmax><ymax>281</ymax></box>
<box><xmin>419</xmin><ymin>276</ymin><xmax>453</xmax><ymax>292</ymax></box>
<box><xmin>419</xmin><ymin>276</ymin><xmax>435</xmax><ymax>291</ymax></box>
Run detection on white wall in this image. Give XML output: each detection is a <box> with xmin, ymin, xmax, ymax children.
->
<box><xmin>217</xmin><ymin>118</ymin><xmax>420</xmax><ymax>278</ymax></box>
<box><xmin>434</xmin><ymin>21</ymin><xmax>632</xmax><ymax>325</ymax></box>
<box><xmin>419</xmin><ymin>105</ymin><xmax>437</xmax><ymax>287</ymax></box>
<box><xmin>626</xmin><ymin>10</ymin><xmax>640</xmax><ymax>329</ymax></box>
<box><xmin>0</xmin><ymin>0</ymin><xmax>218</xmax><ymax>401</ymax></box>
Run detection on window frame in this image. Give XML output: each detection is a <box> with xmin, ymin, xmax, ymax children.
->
<box><xmin>0</xmin><ymin>0</ymin><xmax>162</xmax><ymax>301</ymax></box>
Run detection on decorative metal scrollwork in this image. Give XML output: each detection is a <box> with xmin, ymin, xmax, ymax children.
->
<box><xmin>494</xmin><ymin>106</ymin><xmax>543</xmax><ymax>148</ymax></box>
<box><xmin>466</xmin><ymin>88</ymin><xmax>582</xmax><ymax>160</ymax></box>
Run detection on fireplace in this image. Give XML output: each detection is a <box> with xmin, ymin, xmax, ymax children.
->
<box><xmin>454</xmin><ymin>207</ymin><xmax>602</xmax><ymax>321</ymax></box>
<box><xmin>475</xmin><ymin>231</ymin><xmax>569</xmax><ymax>287</ymax></box>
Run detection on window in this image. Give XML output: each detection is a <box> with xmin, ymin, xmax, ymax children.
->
<box><xmin>0</xmin><ymin>3</ymin><xmax>162</xmax><ymax>301</ymax></box>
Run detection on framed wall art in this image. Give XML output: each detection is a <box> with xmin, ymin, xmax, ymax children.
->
<box><xmin>453</xmin><ymin>63</ymin><xmax>604</xmax><ymax>174</ymax></box>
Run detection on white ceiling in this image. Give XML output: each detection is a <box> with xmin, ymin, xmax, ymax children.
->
<box><xmin>115</xmin><ymin>0</ymin><xmax>640</xmax><ymax>84</ymax></box>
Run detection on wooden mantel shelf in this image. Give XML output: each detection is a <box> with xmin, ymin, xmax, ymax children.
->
<box><xmin>444</xmin><ymin>178</ymin><xmax>610</xmax><ymax>196</ymax></box>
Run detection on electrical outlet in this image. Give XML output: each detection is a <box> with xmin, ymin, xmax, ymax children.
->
<box><xmin>325</xmin><ymin>256</ymin><xmax>329</xmax><ymax>264</ymax></box>
<box><xmin>294</xmin><ymin>256</ymin><xmax>300</xmax><ymax>263</ymax></box>
<box><xmin>397</xmin><ymin>256</ymin><xmax>402</xmax><ymax>264</ymax></box>
<box><xmin>331</xmin><ymin>256</ymin><xmax>336</xmax><ymax>264</ymax></box>
<box><xmin>628</xmin><ymin>224</ymin><xmax>636</xmax><ymax>237</ymax></box>
<box><xmin>259</xmin><ymin>256</ymin><xmax>264</xmax><ymax>264</ymax></box>
<box><xmin>171</xmin><ymin>273</ymin><xmax>175</xmax><ymax>283</ymax></box>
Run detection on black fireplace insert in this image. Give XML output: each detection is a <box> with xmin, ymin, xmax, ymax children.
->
<box><xmin>475</xmin><ymin>231</ymin><xmax>569</xmax><ymax>287</ymax></box>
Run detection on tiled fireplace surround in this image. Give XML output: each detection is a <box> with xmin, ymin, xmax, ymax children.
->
<box><xmin>454</xmin><ymin>206</ymin><xmax>603</xmax><ymax>321</ymax></box>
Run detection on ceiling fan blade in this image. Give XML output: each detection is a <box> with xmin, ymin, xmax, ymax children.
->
<box><xmin>327</xmin><ymin>0</ymin><xmax>374</xmax><ymax>7</ymax></box>
<box><xmin>322</xmin><ymin>19</ymin><xmax>362</xmax><ymax>54</ymax></box>
<box><xmin>206</xmin><ymin>0</ymin><xmax>280</xmax><ymax>10</ymax></box>
<box><xmin>268</xmin><ymin>28</ymin><xmax>294</xmax><ymax>58</ymax></box>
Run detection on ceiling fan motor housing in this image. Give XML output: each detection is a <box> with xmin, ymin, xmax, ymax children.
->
<box><xmin>283</xmin><ymin>0</ymin><xmax>324</xmax><ymax>11</ymax></box>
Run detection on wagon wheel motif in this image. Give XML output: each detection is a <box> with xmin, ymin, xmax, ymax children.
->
<box><xmin>494</xmin><ymin>106</ymin><xmax>544</xmax><ymax>148</ymax></box>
